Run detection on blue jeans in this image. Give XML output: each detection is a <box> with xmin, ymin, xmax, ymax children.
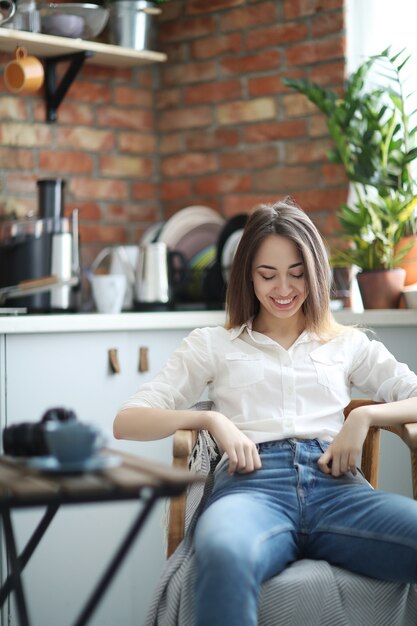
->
<box><xmin>193</xmin><ymin>439</ymin><xmax>417</xmax><ymax>626</ymax></box>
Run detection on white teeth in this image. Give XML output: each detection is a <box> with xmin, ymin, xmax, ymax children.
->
<box><xmin>273</xmin><ymin>297</ymin><xmax>293</xmax><ymax>305</ymax></box>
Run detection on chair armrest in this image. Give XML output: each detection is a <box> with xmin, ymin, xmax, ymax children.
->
<box><xmin>173</xmin><ymin>429</ymin><xmax>197</xmax><ymax>462</ymax></box>
<box><xmin>382</xmin><ymin>423</ymin><xmax>417</xmax><ymax>500</ymax></box>
<box><xmin>168</xmin><ymin>429</ymin><xmax>198</xmax><ymax>558</ymax></box>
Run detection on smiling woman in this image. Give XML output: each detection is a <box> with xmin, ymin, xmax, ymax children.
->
<box><xmin>114</xmin><ymin>197</ymin><xmax>417</xmax><ymax>626</ymax></box>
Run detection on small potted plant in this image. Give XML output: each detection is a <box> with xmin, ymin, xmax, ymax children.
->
<box><xmin>284</xmin><ymin>48</ymin><xmax>417</xmax><ymax>308</ymax></box>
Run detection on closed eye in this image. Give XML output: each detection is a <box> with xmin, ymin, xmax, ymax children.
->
<box><xmin>290</xmin><ymin>273</ymin><xmax>304</xmax><ymax>279</ymax></box>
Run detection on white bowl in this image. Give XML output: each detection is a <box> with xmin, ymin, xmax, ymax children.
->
<box><xmin>40</xmin><ymin>3</ymin><xmax>109</xmax><ymax>39</ymax></box>
<box><xmin>41</xmin><ymin>14</ymin><xmax>84</xmax><ymax>38</ymax></box>
<box><xmin>402</xmin><ymin>284</ymin><xmax>417</xmax><ymax>309</ymax></box>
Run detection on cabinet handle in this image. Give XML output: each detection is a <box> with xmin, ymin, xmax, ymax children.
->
<box><xmin>139</xmin><ymin>347</ymin><xmax>149</xmax><ymax>372</ymax></box>
<box><xmin>108</xmin><ymin>348</ymin><xmax>121</xmax><ymax>374</ymax></box>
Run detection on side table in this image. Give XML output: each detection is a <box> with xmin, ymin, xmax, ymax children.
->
<box><xmin>0</xmin><ymin>448</ymin><xmax>203</xmax><ymax>626</ymax></box>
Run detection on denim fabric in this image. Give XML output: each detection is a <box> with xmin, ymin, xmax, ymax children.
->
<box><xmin>194</xmin><ymin>439</ymin><xmax>417</xmax><ymax>626</ymax></box>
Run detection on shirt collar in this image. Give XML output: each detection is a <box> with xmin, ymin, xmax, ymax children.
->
<box><xmin>229</xmin><ymin>319</ymin><xmax>320</xmax><ymax>347</ymax></box>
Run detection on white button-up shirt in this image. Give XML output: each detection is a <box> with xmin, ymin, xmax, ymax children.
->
<box><xmin>120</xmin><ymin>322</ymin><xmax>417</xmax><ymax>443</ymax></box>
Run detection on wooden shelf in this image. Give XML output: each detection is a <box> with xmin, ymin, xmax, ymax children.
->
<box><xmin>0</xmin><ymin>27</ymin><xmax>167</xmax><ymax>67</ymax></box>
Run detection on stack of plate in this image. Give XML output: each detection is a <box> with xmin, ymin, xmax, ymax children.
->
<box><xmin>141</xmin><ymin>206</ymin><xmax>225</xmax><ymax>304</ymax></box>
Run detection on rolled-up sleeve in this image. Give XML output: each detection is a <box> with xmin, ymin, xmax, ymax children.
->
<box><xmin>118</xmin><ymin>328</ymin><xmax>214</xmax><ymax>412</ymax></box>
<box><xmin>349</xmin><ymin>331</ymin><xmax>417</xmax><ymax>401</ymax></box>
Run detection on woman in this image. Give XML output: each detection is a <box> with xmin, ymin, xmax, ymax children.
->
<box><xmin>114</xmin><ymin>198</ymin><xmax>417</xmax><ymax>626</ymax></box>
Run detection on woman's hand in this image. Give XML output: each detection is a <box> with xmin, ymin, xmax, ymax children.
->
<box><xmin>317</xmin><ymin>408</ymin><xmax>370</xmax><ymax>477</ymax></box>
<box><xmin>205</xmin><ymin>411</ymin><xmax>262</xmax><ymax>474</ymax></box>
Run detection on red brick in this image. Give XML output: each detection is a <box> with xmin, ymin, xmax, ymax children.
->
<box><xmin>220</xmin><ymin>2</ymin><xmax>277</xmax><ymax>31</ymax></box>
<box><xmin>80</xmin><ymin>224</ymin><xmax>128</xmax><ymax>245</ymax></box>
<box><xmin>6</xmin><ymin>174</ymin><xmax>37</xmax><ymax>193</ymax></box>
<box><xmin>161</xmin><ymin>179</ymin><xmax>193</xmax><ymax>201</ymax></box>
<box><xmin>132</xmin><ymin>182</ymin><xmax>158</xmax><ymax>200</ymax></box>
<box><xmin>220</xmin><ymin>51</ymin><xmax>281</xmax><ymax>76</ymax></box>
<box><xmin>191</xmin><ymin>33</ymin><xmax>242</xmax><ymax>59</ymax></box>
<box><xmin>185</xmin><ymin>128</ymin><xmax>240</xmax><ymax>150</ymax></box>
<box><xmin>255</xmin><ymin>166</ymin><xmax>320</xmax><ymax>192</ymax></box>
<box><xmin>0</xmin><ymin>97</ymin><xmax>28</xmax><ymax>120</ymax></box>
<box><xmin>160</xmin><ymin>61</ymin><xmax>217</xmax><ymax>86</ymax></box>
<box><xmin>184</xmin><ymin>80</ymin><xmax>242</xmax><ymax>105</ymax></box>
<box><xmin>96</xmin><ymin>107</ymin><xmax>154</xmax><ymax>130</ymax></box>
<box><xmin>292</xmin><ymin>188</ymin><xmax>348</xmax><ymax>212</ymax></box>
<box><xmin>0</xmin><ymin>147</ymin><xmax>33</xmax><ymax>169</ymax></box>
<box><xmin>310</xmin><ymin>61</ymin><xmax>345</xmax><ymax>86</ymax></box>
<box><xmin>39</xmin><ymin>150</ymin><xmax>94</xmax><ymax>174</ymax></box>
<box><xmin>308</xmin><ymin>114</ymin><xmax>328</xmax><ymax>137</ymax></box>
<box><xmin>195</xmin><ymin>173</ymin><xmax>252</xmax><ymax>195</ymax></box>
<box><xmin>114</xmin><ymin>86</ymin><xmax>153</xmax><ymax>108</ymax></box>
<box><xmin>286</xmin><ymin>37</ymin><xmax>345</xmax><ymax>66</ymax></box>
<box><xmin>217</xmin><ymin>98</ymin><xmax>275</xmax><ymax>125</ymax></box>
<box><xmin>246</xmin><ymin>22</ymin><xmax>308</xmax><ymax>50</ymax></box>
<box><xmin>108</xmin><ymin>203</ymin><xmax>158</xmax><ymax>223</ymax></box>
<box><xmin>158</xmin><ymin>106</ymin><xmax>212</xmax><ymax>131</ymax></box>
<box><xmin>284</xmin><ymin>0</ymin><xmax>343</xmax><ymax>19</ymax></box>
<box><xmin>248</xmin><ymin>69</ymin><xmax>305</xmax><ymax>97</ymax></box>
<box><xmin>57</xmin><ymin>127</ymin><xmax>115</xmax><ymax>151</ymax></box>
<box><xmin>282</xmin><ymin>93</ymin><xmax>319</xmax><ymax>117</ymax></box>
<box><xmin>155</xmin><ymin>88</ymin><xmax>182</xmax><ymax>110</ymax></box>
<box><xmin>159</xmin><ymin>15</ymin><xmax>216</xmax><ymax>44</ymax></box>
<box><xmin>312</xmin><ymin>11</ymin><xmax>344</xmax><ymax>37</ymax></box>
<box><xmin>222</xmin><ymin>194</ymin><xmax>280</xmax><ymax>216</ymax></box>
<box><xmin>220</xmin><ymin>146</ymin><xmax>277</xmax><ymax>170</ymax></box>
<box><xmin>0</xmin><ymin>123</ymin><xmax>52</xmax><ymax>147</ymax></box>
<box><xmin>36</xmin><ymin>102</ymin><xmax>94</xmax><ymax>125</ymax></box>
<box><xmin>321</xmin><ymin>163</ymin><xmax>348</xmax><ymax>185</ymax></box>
<box><xmin>159</xmin><ymin>133</ymin><xmax>183</xmax><ymax>154</ymax></box>
<box><xmin>286</xmin><ymin>138</ymin><xmax>333</xmax><ymax>164</ymax></box>
<box><xmin>67</xmin><ymin>81</ymin><xmax>112</xmax><ymax>104</ymax></box>
<box><xmin>100</xmin><ymin>155</ymin><xmax>153</xmax><ymax>178</ymax></box>
<box><xmin>244</xmin><ymin>119</ymin><xmax>306</xmax><ymax>142</ymax></box>
<box><xmin>69</xmin><ymin>178</ymin><xmax>129</xmax><ymax>200</ymax></box>
<box><xmin>74</xmin><ymin>202</ymin><xmax>101</xmax><ymax>221</ymax></box>
<box><xmin>187</xmin><ymin>0</ymin><xmax>244</xmax><ymax>14</ymax></box>
<box><xmin>127</xmin><ymin>203</ymin><xmax>159</xmax><ymax>222</ymax></box>
<box><xmin>118</xmin><ymin>132</ymin><xmax>156</xmax><ymax>154</ymax></box>
<box><xmin>161</xmin><ymin>153</ymin><xmax>218</xmax><ymax>177</ymax></box>
<box><xmin>81</xmin><ymin>64</ymin><xmax>132</xmax><ymax>82</ymax></box>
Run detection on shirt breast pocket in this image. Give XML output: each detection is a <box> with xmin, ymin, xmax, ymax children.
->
<box><xmin>225</xmin><ymin>353</ymin><xmax>265</xmax><ymax>388</ymax></box>
<box><xmin>310</xmin><ymin>353</ymin><xmax>346</xmax><ymax>389</ymax></box>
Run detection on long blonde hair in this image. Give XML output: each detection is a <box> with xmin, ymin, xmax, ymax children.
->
<box><xmin>225</xmin><ymin>197</ymin><xmax>345</xmax><ymax>339</ymax></box>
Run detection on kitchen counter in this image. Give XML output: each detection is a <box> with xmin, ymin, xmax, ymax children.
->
<box><xmin>1</xmin><ymin>309</ymin><xmax>417</xmax><ymax>334</ymax></box>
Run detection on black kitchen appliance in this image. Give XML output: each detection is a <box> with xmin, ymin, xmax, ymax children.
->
<box><xmin>0</xmin><ymin>179</ymin><xmax>80</xmax><ymax>311</ymax></box>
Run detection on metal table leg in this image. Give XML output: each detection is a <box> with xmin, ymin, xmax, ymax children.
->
<box><xmin>2</xmin><ymin>509</ymin><xmax>30</xmax><ymax>626</ymax></box>
<box><xmin>73</xmin><ymin>491</ymin><xmax>158</xmax><ymax>626</ymax></box>
<box><xmin>0</xmin><ymin>503</ymin><xmax>59</xmax><ymax>608</ymax></box>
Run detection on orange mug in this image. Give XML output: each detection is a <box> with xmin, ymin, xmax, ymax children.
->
<box><xmin>4</xmin><ymin>46</ymin><xmax>44</xmax><ymax>94</ymax></box>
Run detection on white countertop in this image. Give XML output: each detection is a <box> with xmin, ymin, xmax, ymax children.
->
<box><xmin>0</xmin><ymin>309</ymin><xmax>417</xmax><ymax>334</ymax></box>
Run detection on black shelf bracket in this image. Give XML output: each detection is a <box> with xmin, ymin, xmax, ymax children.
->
<box><xmin>44</xmin><ymin>50</ymin><xmax>94</xmax><ymax>123</ymax></box>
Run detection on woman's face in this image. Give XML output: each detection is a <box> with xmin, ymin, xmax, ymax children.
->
<box><xmin>251</xmin><ymin>234</ymin><xmax>307</xmax><ymax>322</ymax></box>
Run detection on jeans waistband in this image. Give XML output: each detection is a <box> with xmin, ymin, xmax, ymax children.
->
<box><xmin>257</xmin><ymin>438</ymin><xmax>330</xmax><ymax>453</ymax></box>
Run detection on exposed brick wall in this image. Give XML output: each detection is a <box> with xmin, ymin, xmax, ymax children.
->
<box><xmin>157</xmin><ymin>0</ymin><xmax>348</xmax><ymax>244</ymax></box>
<box><xmin>0</xmin><ymin>0</ymin><xmax>348</xmax><ymax>272</ymax></box>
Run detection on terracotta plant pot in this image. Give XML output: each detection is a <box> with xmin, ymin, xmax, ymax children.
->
<box><xmin>396</xmin><ymin>236</ymin><xmax>417</xmax><ymax>286</ymax></box>
<box><xmin>356</xmin><ymin>268</ymin><xmax>406</xmax><ymax>309</ymax></box>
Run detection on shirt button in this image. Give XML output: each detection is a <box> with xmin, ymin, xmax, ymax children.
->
<box><xmin>286</xmin><ymin>386</ymin><xmax>294</xmax><ymax>395</ymax></box>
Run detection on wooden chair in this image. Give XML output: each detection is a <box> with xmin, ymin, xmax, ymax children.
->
<box><xmin>168</xmin><ymin>399</ymin><xmax>417</xmax><ymax>557</ymax></box>
<box><xmin>153</xmin><ymin>400</ymin><xmax>417</xmax><ymax>626</ymax></box>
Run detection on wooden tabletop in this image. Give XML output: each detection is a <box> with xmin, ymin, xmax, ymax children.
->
<box><xmin>0</xmin><ymin>449</ymin><xmax>204</xmax><ymax>509</ymax></box>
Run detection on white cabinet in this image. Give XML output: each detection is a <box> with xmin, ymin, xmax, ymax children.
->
<box><xmin>1</xmin><ymin>326</ymin><xmax>193</xmax><ymax>626</ymax></box>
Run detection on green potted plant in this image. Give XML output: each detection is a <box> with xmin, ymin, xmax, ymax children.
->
<box><xmin>283</xmin><ymin>48</ymin><xmax>417</xmax><ymax>307</ymax></box>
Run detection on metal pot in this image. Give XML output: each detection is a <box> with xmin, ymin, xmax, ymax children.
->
<box><xmin>108</xmin><ymin>0</ymin><xmax>161</xmax><ymax>51</ymax></box>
